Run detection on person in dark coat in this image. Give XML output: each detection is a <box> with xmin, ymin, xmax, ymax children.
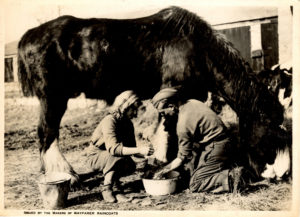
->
<box><xmin>151</xmin><ymin>88</ymin><xmax>247</xmax><ymax>194</ymax></box>
<box><xmin>87</xmin><ymin>90</ymin><xmax>154</xmax><ymax>202</ymax></box>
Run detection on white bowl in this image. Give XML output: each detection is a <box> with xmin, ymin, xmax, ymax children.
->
<box><xmin>142</xmin><ymin>171</ymin><xmax>180</xmax><ymax>196</ymax></box>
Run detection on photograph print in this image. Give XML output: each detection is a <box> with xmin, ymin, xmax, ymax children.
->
<box><xmin>2</xmin><ymin>0</ymin><xmax>297</xmax><ymax>214</ymax></box>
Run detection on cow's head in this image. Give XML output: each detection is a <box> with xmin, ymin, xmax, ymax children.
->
<box><xmin>254</xmin><ymin>63</ymin><xmax>293</xmax><ymax>180</ymax></box>
<box><xmin>242</xmin><ymin>88</ymin><xmax>292</xmax><ymax>181</ymax></box>
<box><xmin>207</xmin><ymin>88</ymin><xmax>291</xmax><ymax>182</ymax></box>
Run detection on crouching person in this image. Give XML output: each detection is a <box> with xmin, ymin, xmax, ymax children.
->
<box><xmin>87</xmin><ymin>90</ymin><xmax>154</xmax><ymax>202</ymax></box>
<box><xmin>151</xmin><ymin>88</ymin><xmax>248</xmax><ymax>194</ymax></box>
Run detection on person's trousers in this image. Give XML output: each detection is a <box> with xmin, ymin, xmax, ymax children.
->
<box><xmin>86</xmin><ymin>145</ymin><xmax>136</xmax><ymax>177</ymax></box>
<box><xmin>189</xmin><ymin>139</ymin><xmax>232</xmax><ymax>193</ymax></box>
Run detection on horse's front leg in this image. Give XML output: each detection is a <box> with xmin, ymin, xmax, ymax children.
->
<box><xmin>38</xmin><ymin>97</ymin><xmax>79</xmax><ymax>187</ymax></box>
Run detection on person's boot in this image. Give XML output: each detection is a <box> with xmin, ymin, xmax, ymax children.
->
<box><xmin>229</xmin><ymin>166</ymin><xmax>247</xmax><ymax>194</ymax></box>
<box><xmin>112</xmin><ymin>180</ymin><xmax>122</xmax><ymax>192</ymax></box>
<box><xmin>102</xmin><ymin>184</ymin><xmax>116</xmax><ymax>203</ymax></box>
<box><xmin>113</xmin><ymin>181</ymin><xmax>131</xmax><ymax>203</ymax></box>
<box><xmin>115</xmin><ymin>194</ymin><xmax>131</xmax><ymax>203</ymax></box>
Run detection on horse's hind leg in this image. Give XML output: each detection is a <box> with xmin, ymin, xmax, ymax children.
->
<box><xmin>38</xmin><ymin>96</ymin><xmax>79</xmax><ymax>186</ymax></box>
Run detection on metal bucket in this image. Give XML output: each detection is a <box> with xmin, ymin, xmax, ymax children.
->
<box><xmin>142</xmin><ymin>171</ymin><xmax>180</xmax><ymax>196</ymax></box>
<box><xmin>37</xmin><ymin>172</ymin><xmax>71</xmax><ymax>209</ymax></box>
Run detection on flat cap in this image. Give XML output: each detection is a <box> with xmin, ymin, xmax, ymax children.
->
<box><xmin>151</xmin><ymin>88</ymin><xmax>178</xmax><ymax>109</ymax></box>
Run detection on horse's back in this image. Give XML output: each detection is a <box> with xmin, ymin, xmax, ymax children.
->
<box><xmin>17</xmin><ymin>7</ymin><xmax>199</xmax><ymax>101</ymax></box>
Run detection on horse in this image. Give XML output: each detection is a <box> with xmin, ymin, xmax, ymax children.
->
<box><xmin>18</xmin><ymin>6</ymin><xmax>285</xmax><ymax>185</ymax></box>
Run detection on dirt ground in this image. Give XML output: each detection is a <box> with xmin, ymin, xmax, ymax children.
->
<box><xmin>4</xmin><ymin>83</ymin><xmax>292</xmax><ymax>211</ymax></box>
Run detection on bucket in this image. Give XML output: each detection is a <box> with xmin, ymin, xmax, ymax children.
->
<box><xmin>142</xmin><ymin>171</ymin><xmax>180</xmax><ymax>196</ymax></box>
<box><xmin>37</xmin><ymin>172</ymin><xmax>71</xmax><ymax>209</ymax></box>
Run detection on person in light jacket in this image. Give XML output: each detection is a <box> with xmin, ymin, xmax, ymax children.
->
<box><xmin>87</xmin><ymin>90</ymin><xmax>154</xmax><ymax>202</ymax></box>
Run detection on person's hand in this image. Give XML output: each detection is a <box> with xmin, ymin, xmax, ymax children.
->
<box><xmin>138</xmin><ymin>146</ymin><xmax>154</xmax><ymax>156</ymax></box>
<box><xmin>153</xmin><ymin>168</ymin><xmax>169</xmax><ymax>179</ymax></box>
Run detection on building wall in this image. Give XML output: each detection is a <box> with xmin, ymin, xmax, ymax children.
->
<box><xmin>261</xmin><ymin>20</ymin><xmax>279</xmax><ymax>69</ymax></box>
<box><xmin>4</xmin><ymin>55</ymin><xmax>18</xmax><ymax>82</ymax></box>
<box><xmin>278</xmin><ymin>6</ymin><xmax>293</xmax><ymax>64</ymax></box>
<box><xmin>218</xmin><ymin>26</ymin><xmax>251</xmax><ymax>63</ymax></box>
<box><xmin>214</xmin><ymin>17</ymin><xmax>279</xmax><ymax>73</ymax></box>
<box><xmin>5</xmin><ymin>57</ymin><xmax>14</xmax><ymax>82</ymax></box>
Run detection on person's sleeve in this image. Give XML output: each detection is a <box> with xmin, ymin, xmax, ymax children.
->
<box><xmin>176</xmin><ymin>120</ymin><xmax>194</xmax><ymax>162</ymax></box>
<box><xmin>90</xmin><ymin>122</ymin><xmax>104</xmax><ymax>147</ymax></box>
<box><xmin>101</xmin><ymin>116</ymin><xmax>123</xmax><ymax>156</ymax></box>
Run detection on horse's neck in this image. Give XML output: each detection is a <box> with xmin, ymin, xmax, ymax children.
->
<box><xmin>212</xmin><ymin>66</ymin><xmax>260</xmax><ymax>119</ymax></box>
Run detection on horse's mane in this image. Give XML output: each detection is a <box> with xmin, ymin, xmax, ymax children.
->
<box><xmin>211</xmin><ymin>30</ymin><xmax>284</xmax><ymax>124</ymax></box>
<box><xmin>158</xmin><ymin>6</ymin><xmax>283</xmax><ymax>123</ymax></box>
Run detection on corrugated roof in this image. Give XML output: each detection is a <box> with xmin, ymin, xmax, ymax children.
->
<box><xmin>191</xmin><ymin>7</ymin><xmax>278</xmax><ymax>25</ymax></box>
<box><xmin>5</xmin><ymin>40</ymin><xmax>18</xmax><ymax>56</ymax></box>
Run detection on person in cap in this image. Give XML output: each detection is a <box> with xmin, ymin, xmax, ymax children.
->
<box><xmin>87</xmin><ymin>90</ymin><xmax>154</xmax><ymax>202</ymax></box>
<box><xmin>151</xmin><ymin>88</ymin><xmax>247</xmax><ymax>194</ymax></box>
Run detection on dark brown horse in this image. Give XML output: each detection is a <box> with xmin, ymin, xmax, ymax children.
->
<box><xmin>18</xmin><ymin>6</ymin><xmax>284</xmax><ymax>185</ymax></box>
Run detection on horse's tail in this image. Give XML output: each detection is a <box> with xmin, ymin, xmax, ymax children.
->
<box><xmin>17</xmin><ymin>42</ymin><xmax>35</xmax><ymax>97</ymax></box>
